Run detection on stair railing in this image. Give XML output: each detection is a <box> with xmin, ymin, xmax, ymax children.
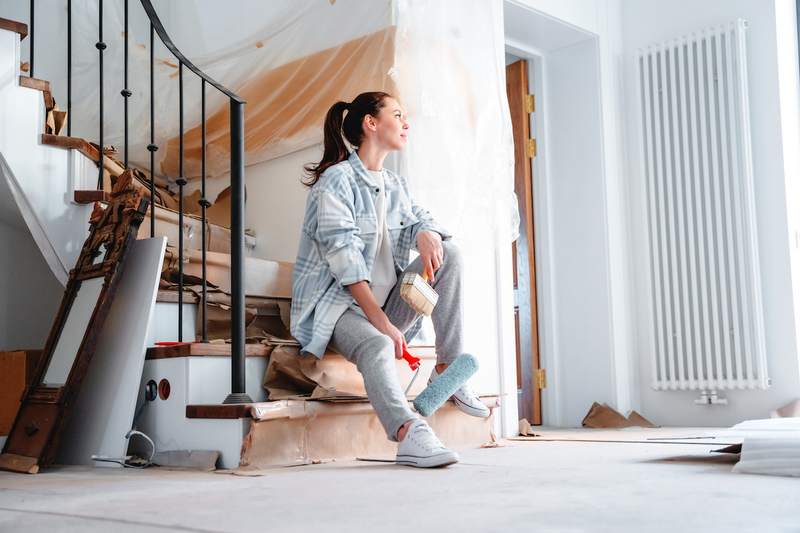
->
<box><xmin>22</xmin><ymin>0</ymin><xmax>252</xmax><ymax>404</ymax></box>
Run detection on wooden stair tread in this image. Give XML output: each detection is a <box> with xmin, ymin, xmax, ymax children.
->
<box><xmin>19</xmin><ymin>76</ymin><xmax>50</xmax><ymax>93</ymax></box>
<box><xmin>186</xmin><ymin>395</ymin><xmax>500</xmax><ymax>421</ymax></box>
<box><xmin>41</xmin><ymin>134</ymin><xmax>102</xmax><ymax>161</ymax></box>
<box><xmin>0</xmin><ymin>17</ymin><xmax>27</xmax><ymax>40</ymax></box>
<box><xmin>146</xmin><ymin>342</ymin><xmax>273</xmax><ymax>360</ymax></box>
<box><xmin>74</xmin><ymin>190</ymin><xmax>110</xmax><ymax>204</ymax></box>
<box><xmin>186</xmin><ymin>404</ymin><xmax>253</xmax><ymax>419</ymax></box>
<box><xmin>156</xmin><ymin>289</ymin><xmax>289</xmax><ymax>306</ymax></box>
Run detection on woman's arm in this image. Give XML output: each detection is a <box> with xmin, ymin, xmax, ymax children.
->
<box><xmin>347</xmin><ymin>281</ymin><xmax>406</xmax><ymax>359</ymax></box>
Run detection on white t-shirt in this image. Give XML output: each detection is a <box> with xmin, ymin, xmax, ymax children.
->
<box><xmin>351</xmin><ymin>169</ymin><xmax>398</xmax><ymax>313</ymax></box>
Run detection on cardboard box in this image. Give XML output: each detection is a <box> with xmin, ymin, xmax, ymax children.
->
<box><xmin>0</xmin><ymin>350</ymin><xmax>42</xmax><ymax>436</ymax></box>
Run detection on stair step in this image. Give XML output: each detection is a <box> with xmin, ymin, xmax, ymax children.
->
<box><xmin>146</xmin><ymin>342</ymin><xmax>272</xmax><ymax>359</ymax></box>
<box><xmin>0</xmin><ymin>17</ymin><xmax>27</xmax><ymax>40</ymax></box>
<box><xmin>74</xmin><ymin>190</ymin><xmax>109</xmax><ymax>204</ymax></box>
<box><xmin>18</xmin><ymin>76</ymin><xmax>49</xmax><ymax>93</ymax></box>
<box><xmin>41</xmin><ymin>133</ymin><xmax>104</xmax><ymax>163</ymax></box>
<box><xmin>186</xmin><ymin>404</ymin><xmax>253</xmax><ymax>419</ymax></box>
<box><xmin>242</xmin><ymin>398</ymin><xmax>498</xmax><ymax>467</ymax></box>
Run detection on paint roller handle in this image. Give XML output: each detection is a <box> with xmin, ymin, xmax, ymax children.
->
<box><xmin>402</xmin><ymin>347</ymin><xmax>421</xmax><ymax>370</ymax></box>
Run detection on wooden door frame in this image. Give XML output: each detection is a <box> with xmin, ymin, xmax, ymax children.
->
<box><xmin>506</xmin><ymin>58</ymin><xmax>542</xmax><ymax>425</ymax></box>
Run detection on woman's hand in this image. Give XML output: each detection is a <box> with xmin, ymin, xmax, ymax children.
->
<box><xmin>373</xmin><ymin>316</ymin><xmax>406</xmax><ymax>359</ymax></box>
<box><xmin>416</xmin><ymin>230</ymin><xmax>444</xmax><ymax>282</ymax></box>
<box><xmin>347</xmin><ymin>281</ymin><xmax>406</xmax><ymax>359</ymax></box>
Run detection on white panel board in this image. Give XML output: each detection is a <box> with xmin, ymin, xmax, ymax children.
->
<box><xmin>57</xmin><ymin>237</ymin><xmax>166</xmax><ymax>466</ymax></box>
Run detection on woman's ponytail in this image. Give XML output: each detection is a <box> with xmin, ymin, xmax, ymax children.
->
<box><xmin>303</xmin><ymin>92</ymin><xmax>392</xmax><ymax>187</ymax></box>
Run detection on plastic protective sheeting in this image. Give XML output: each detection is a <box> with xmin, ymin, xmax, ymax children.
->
<box><xmin>160</xmin><ymin>27</ymin><xmax>397</xmax><ymax>178</ymax></box>
<box><xmin>64</xmin><ymin>0</ymin><xmax>392</xmax><ymax>178</ymax></box>
<box><xmin>392</xmin><ymin>0</ymin><xmax>518</xmax><ymax>395</ymax></box>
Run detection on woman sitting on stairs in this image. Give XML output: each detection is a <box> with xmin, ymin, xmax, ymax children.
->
<box><xmin>290</xmin><ymin>92</ymin><xmax>489</xmax><ymax>468</ymax></box>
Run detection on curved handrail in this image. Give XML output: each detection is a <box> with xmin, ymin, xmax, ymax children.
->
<box><xmin>139</xmin><ymin>0</ymin><xmax>245</xmax><ymax>104</ymax></box>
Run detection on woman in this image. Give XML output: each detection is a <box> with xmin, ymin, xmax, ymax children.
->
<box><xmin>291</xmin><ymin>92</ymin><xmax>488</xmax><ymax>468</ymax></box>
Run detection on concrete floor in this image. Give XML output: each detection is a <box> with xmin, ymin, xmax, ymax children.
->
<box><xmin>0</xmin><ymin>437</ymin><xmax>797</xmax><ymax>533</ymax></box>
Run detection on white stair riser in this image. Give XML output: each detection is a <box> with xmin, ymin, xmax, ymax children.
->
<box><xmin>133</xmin><ymin>357</ymin><xmax>253</xmax><ymax>470</ymax></box>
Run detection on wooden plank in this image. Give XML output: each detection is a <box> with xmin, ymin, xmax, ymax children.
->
<box><xmin>146</xmin><ymin>342</ymin><xmax>272</xmax><ymax>360</ymax></box>
<box><xmin>0</xmin><ymin>453</ymin><xmax>39</xmax><ymax>474</ymax></box>
<box><xmin>40</xmin><ymin>135</ymin><xmax>125</xmax><ymax>178</ymax></box>
<box><xmin>41</xmin><ymin>134</ymin><xmax>102</xmax><ymax>166</ymax></box>
<box><xmin>186</xmin><ymin>404</ymin><xmax>252</xmax><ymax>419</ymax></box>
<box><xmin>74</xmin><ymin>191</ymin><xmax>109</xmax><ymax>204</ymax></box>
<box><xmin>18</xmin><ymin>76</ymin><xmax>50</xmax><ymax>93</ymax></box>
<box><xmin>41</xmin><ymin>134</ymin><xmax>95</xmax><ymax>156</ymax></box>
<box><xmin>156</xmin><ymin>290</ymin><xmax>200</xmax><ymax>304</ymax></box>
<box><xmin>0</xmin><ymin>17</ymin><xmax>28</xmax><ymax>40</ymax></box>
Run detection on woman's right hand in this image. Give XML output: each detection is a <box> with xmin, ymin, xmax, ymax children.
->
<box><xmin>374</xmin><ymin>316</ymin><xmax>406</xmax><ymax>360</ymax></box>
<box><xmin>347</xmin><ymin>280</ymin><xmax>406</xmax><ymax>359</ymax></box>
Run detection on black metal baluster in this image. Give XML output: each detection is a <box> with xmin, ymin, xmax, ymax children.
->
<box><xmin>29</xmin><ymin>0</ymin><xmax>33</xmax><ymax>77</ymax></box>
<box><xmin>224</xmin><ymin>99</ymin><xmax>251</xmax><ymax>404</ymax></box>
<box><xmin>67</xmin><ymin>0</ymin><xmax>71</xmax><ymax>135</ymax></box>
<box><xmin>177</xmin><ymin>62</ymin><xmax>186</xmax><ymax>342</ymax></box>
<box><xmin>200</xmin><ymin>79</ymin><xmax>209</xmax><ymax>342</ymax></box>
<box><xmin>147</xmin><ymin>23</ymin><xmax>156</xmax><ymax>238</ymax></box>
<box><xmin>96</xmin><ymin>0</ymin><xmax>106</xmax><ymax>190</ymax></box>
<box><xmin>121</xmin><ymin>0</ymin><xmax>131</xmax><ymax>167</ymax></box>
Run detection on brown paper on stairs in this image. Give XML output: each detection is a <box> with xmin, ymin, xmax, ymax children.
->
<box><xmin>262</xmin><ymin>345</ymin><xmax>368</xmax><ymax>401</ymax></box>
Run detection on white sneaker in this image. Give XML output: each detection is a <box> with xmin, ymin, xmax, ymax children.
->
<box><xmin>396</xmin><ymin>419</ymin><xmax>459</xmax><ymax>468</ymax></box>
<box><xmin>429</xmin><ymin>366</ymin><xmax>491</xmax><ymax>418</ymax></box>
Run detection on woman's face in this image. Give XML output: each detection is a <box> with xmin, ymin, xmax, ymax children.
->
<box><xmin>364</xmin><ymin>97</ymin><xmax>409</xmax><ymax>150</ymax></box>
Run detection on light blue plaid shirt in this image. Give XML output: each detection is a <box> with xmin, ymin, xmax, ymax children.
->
<box><xmin>290</xmin><ymin>151</ymin><xmax>451</xmax><ymax>358</ymax></box>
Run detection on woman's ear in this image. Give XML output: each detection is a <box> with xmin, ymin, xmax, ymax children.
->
<box><xmin>363</xmin><ymin>114</ymin><xmax>377</xmax><ymax>133</ymax></box>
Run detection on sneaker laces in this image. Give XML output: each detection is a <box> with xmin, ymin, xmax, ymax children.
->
<box><xmin>458</xmin><ymin>381</ymin><xmax>477</xmax><ymax>399</ymax></box>
<box><xmin>409</xmin><ymin>422</ymin><xmax>445</xmax><ymax>452</ymax></box>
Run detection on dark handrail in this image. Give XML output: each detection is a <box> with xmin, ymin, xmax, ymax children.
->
<box><xmin>139</xmin><ymin>0</ymin><xmax>244</xmax><ymax>104</ymax></box>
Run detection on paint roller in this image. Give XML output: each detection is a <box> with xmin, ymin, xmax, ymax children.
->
<box><xmin>413</xmin><ymin>353</ymin><xmax>479</xmax><ymax>417</ymax></box>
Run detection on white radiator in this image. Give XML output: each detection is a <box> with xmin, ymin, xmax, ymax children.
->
<box><xmin>637</xmin><ymin>20</ymin><xmax>769</xmax><ymax>394</ymax></box>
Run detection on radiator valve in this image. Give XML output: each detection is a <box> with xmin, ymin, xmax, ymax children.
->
<box><xmin>694</xmin><ymin>390</ymin><xmax>728</xmax><ymax>405</ymax></box>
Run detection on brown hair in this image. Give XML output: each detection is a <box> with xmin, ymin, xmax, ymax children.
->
<box><xmin>303</xmin><ymin>91</ymin><xmax>393</xmax><ymax>187</ymax></box>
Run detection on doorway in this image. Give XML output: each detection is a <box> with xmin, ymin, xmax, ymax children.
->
<box><xmin>506</xmin><ymin>57</ymin><xmax>542</xmax><ymax>425</ymax></box>
<box><xmin>503</xmin><ymin>0</ymin><xmax>617</xmax><ymax>426</ymax></box>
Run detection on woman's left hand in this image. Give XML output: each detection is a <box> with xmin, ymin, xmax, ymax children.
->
<box><xmin>416</xmin><ymin>230</ymin><xmax>443</xmax><ymax>283</ymax></box>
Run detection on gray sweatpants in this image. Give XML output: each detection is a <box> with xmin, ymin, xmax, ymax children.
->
<box><xmin>330</xmin><ymin>240</ymin><xmax>464</xmax><ymax>441</ymax></box>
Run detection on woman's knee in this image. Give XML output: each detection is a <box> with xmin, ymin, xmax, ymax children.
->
<box><xmin>442</xmin><ymin>241</ymin><xmax>463</xmax><ymax>270</ymax></box>
<box><xmin>353</xmin><ymin>334</ymin><xmax>395</xmax><ymax>372</ymax></box>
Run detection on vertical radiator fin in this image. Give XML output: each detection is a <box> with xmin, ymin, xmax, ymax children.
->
<box><xmin>637</xmin><ymin>20</ymin><xmax>768</xmax><ymax>392</ymax></box>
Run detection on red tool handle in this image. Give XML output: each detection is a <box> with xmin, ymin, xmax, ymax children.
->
<box><xmin>402</xmin><ymin>347</ymin><xmax>421</xmax><ymax>370</ymax></box>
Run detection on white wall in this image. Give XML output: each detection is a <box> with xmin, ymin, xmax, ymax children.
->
<box><xmin>544</xmin><ymin>39</ymin><xmax>615</xmax><ymax>425</ymax></box>
<box><xmin>623</xmin><ymin>0</ymin><xmax>800</xmax><ymax>425</ymax></box>
<box><xmin>0</xmin><ymin>221</ymin><xmax>62</xmax><ymax>350</ymax></box>
<box><xmin>188</xmin><ymin>145</ymin><xmax>319</xmax><ymax>263</ymax></box>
